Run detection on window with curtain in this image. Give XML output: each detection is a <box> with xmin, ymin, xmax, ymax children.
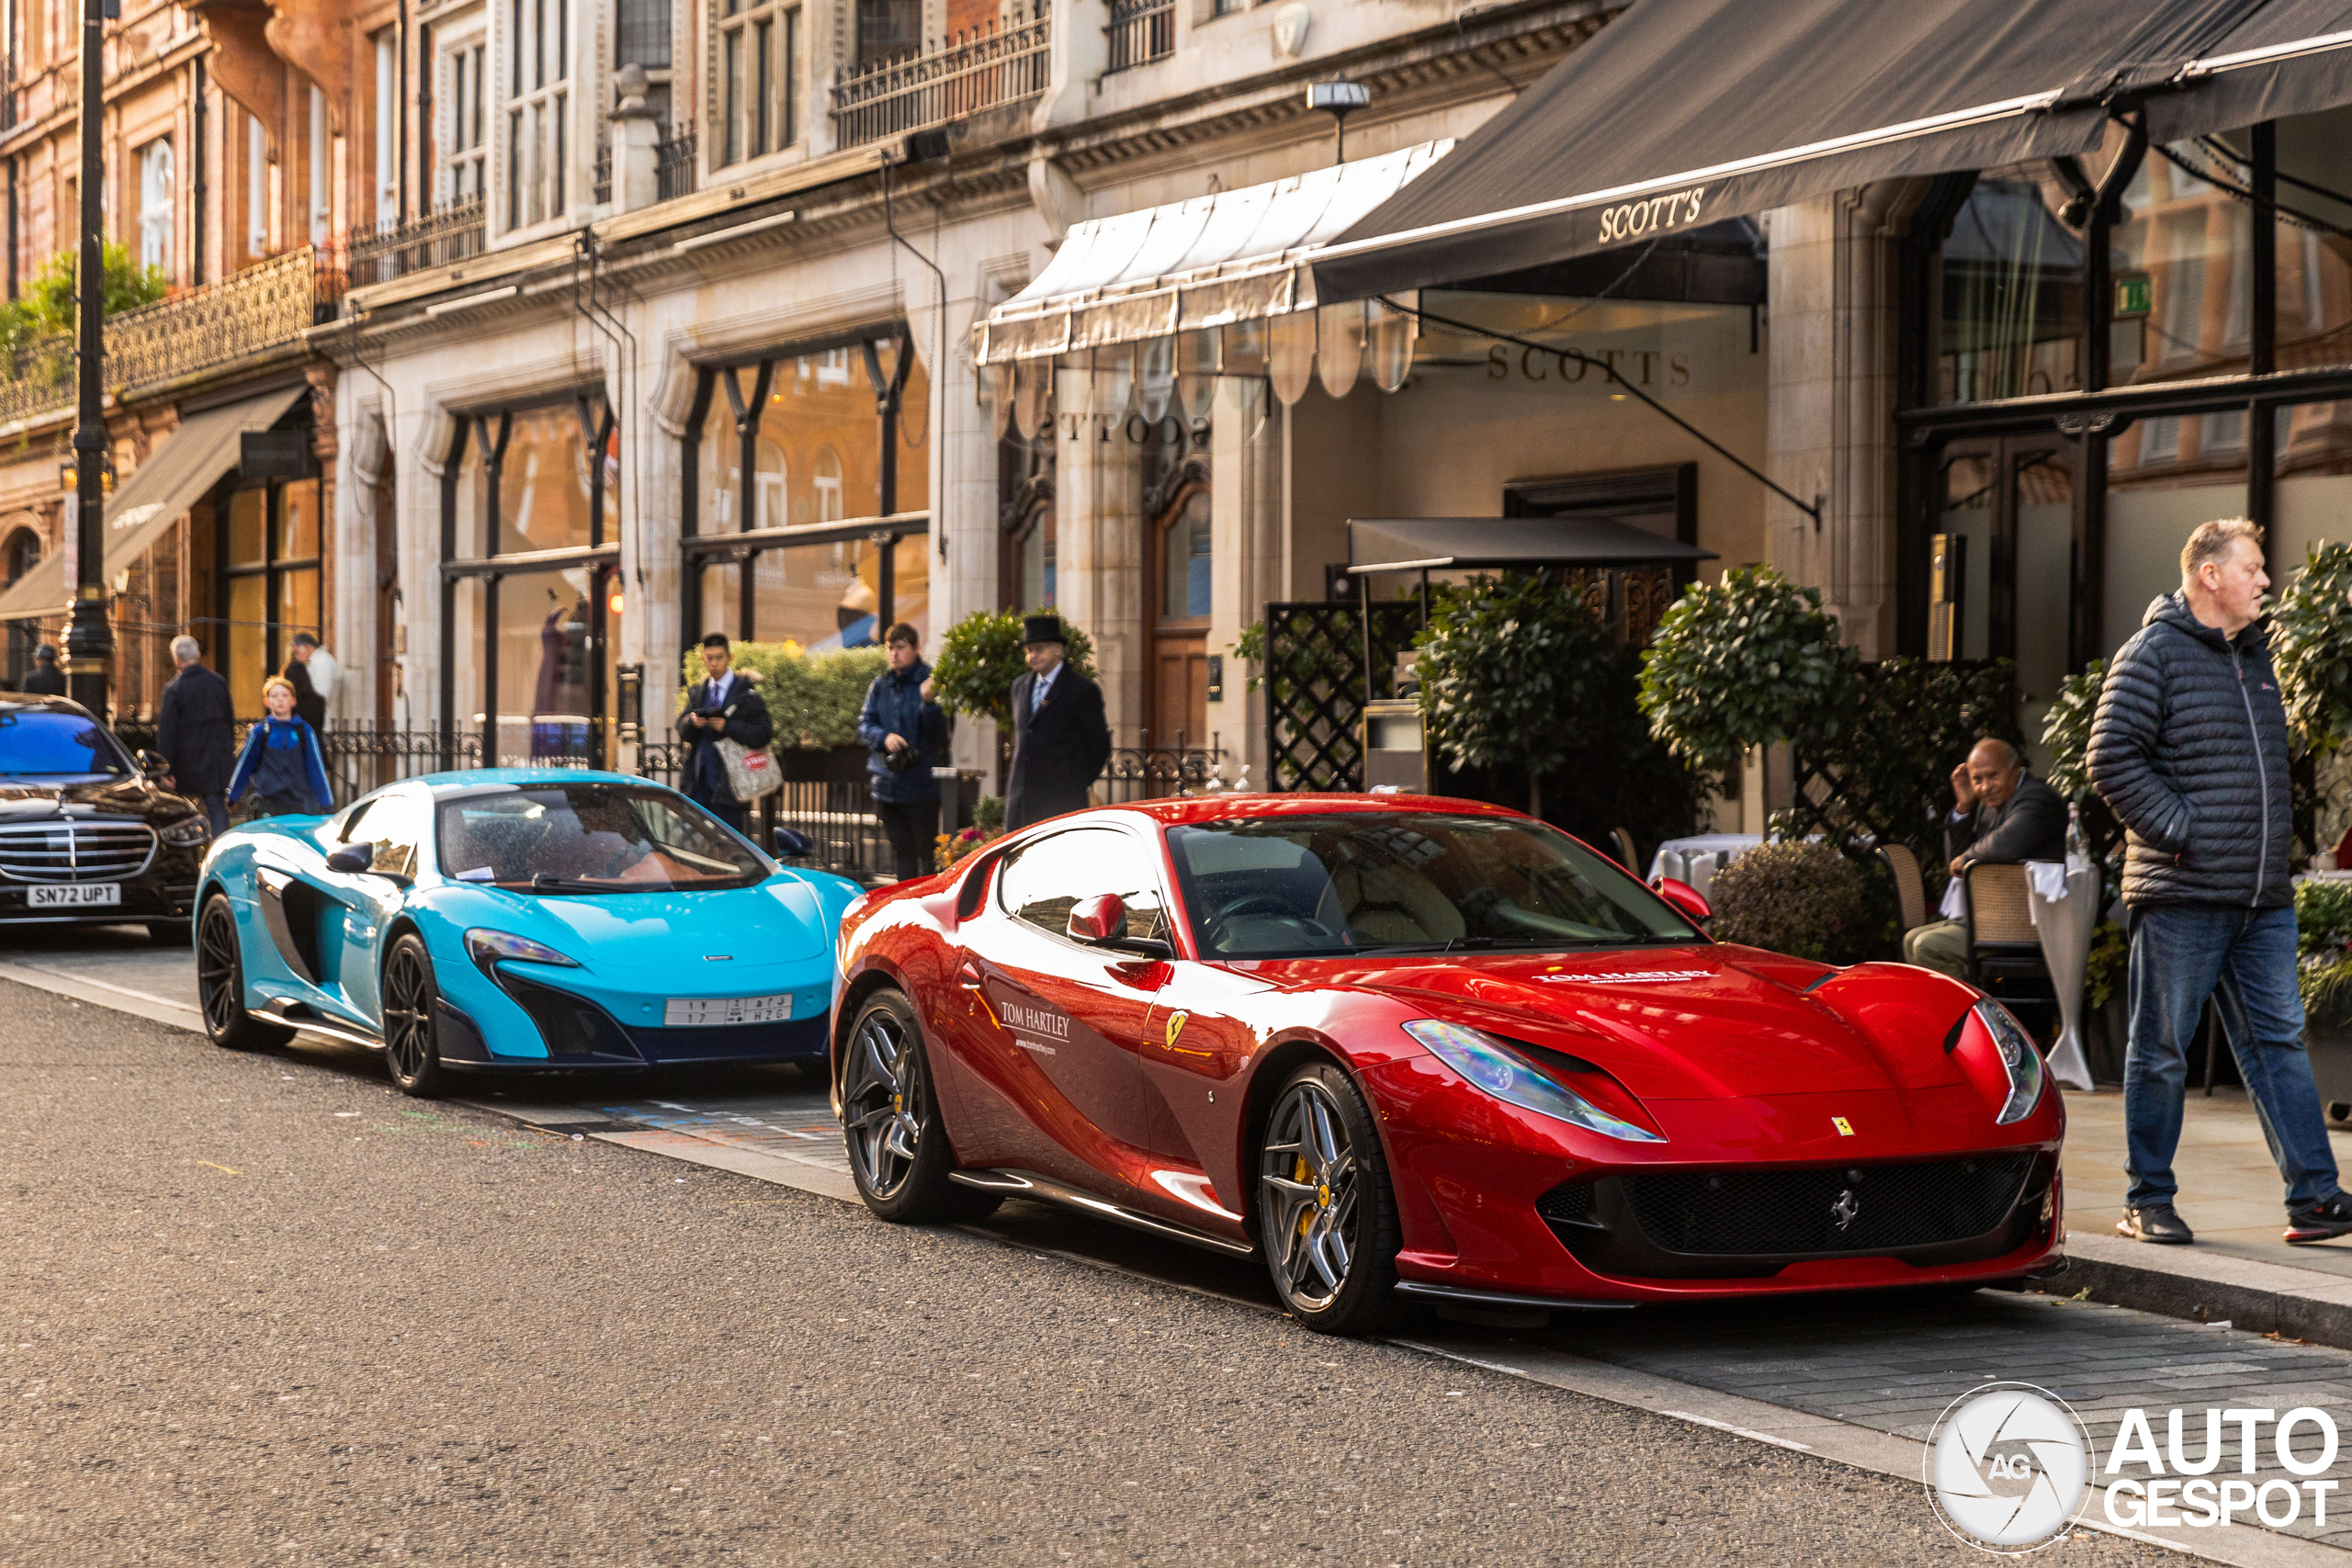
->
<box><xmin>716</xmin><ymin>0</ymin><xmax>799</xmax><ymax>167</ymax></box>
<box><xmin>505</xmin><ymin>0</ymin><xmax>569</xmax><ymax>230</ymax></box>
<box><xmin>446</xmin><ymin>39</ymin><xmax>488</xmax><ymax>202</ymax></box>
<box><xmin>137</xmin><ymin>138</ymin><xmax>172</xmax><ymax>275</ymax></box>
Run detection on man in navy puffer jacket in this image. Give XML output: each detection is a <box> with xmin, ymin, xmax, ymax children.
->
<box><xmin>2090</xmin><ymin>518</ymin><xmax>2352</xmax><ymax>1247</ymax></box>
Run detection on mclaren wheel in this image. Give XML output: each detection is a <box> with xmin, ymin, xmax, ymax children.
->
<box><xmin>381</xmin><ymin>933</ymin><xmax>447</xmax><ymax>1100</ymax></box>
<box><xmin>196</xmin><ymin>897</ymin><xmax>293</xmax><ymax>1052</ymax></box>
<box><xmin>1258</xmin><ymin>1062</ymin><xmax>1404</xmax><ymax>1336</ymax></box>
<box><xmin>840</xmin><ymin>990</ymin><xmax>998</xmax><ymax>1223</ymax></box>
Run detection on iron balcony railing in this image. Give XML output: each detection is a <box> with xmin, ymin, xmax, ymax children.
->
<box><xmin>594</xmin><ymin>141</ymin><xmax>613</xmax><ymax>206</ymax></box>
<box><xmin>0</xmin><ymin>247</ymin><xmax>340</xmax><ymax>429</ymax></box>
<box><xmin>346</xmin><ymin>197</ymin><xmax>487</xmax><ymax>287</ymax></box>
<box><xmin>1107</xmin><ymin>0</ymin><xmax>1174</xmax><ymax>72</ymax></box>
<box><xmin>656</xmin><ymin>123</ymin><xmax>698</xmax><ymax>202</ymax></box>
<box><xmin>831</xmin><ymin>9</ymin><xmax>1050</xmax><ymax>149</ymax></box>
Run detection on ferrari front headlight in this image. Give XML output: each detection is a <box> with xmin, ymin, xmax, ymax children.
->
<box><xmin>464</xmin><ymin>929</ymin><xmax>580</xmax><ymax>969</ymax></box>
<box><xmin>1975</xmin><ymin>998</ymin><xmax>2046</xmax><ymax>1124</ymax></box>
<box><xmin>1403</xmin><ymin>1019</ymin><xmax>1664</xmax><ymax>1143</ymax></box>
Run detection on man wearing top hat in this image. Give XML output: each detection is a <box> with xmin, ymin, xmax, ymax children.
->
<box><xmin>1006</xmin><ymin>613</ymin><xmax>1111</xmax><ymax>831</ymax></box>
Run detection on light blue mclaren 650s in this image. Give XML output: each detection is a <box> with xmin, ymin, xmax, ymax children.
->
<box><xmin>194</xmin><ymin>770</ymin><xmax>862</xmax><ymax>1096</ymax></box>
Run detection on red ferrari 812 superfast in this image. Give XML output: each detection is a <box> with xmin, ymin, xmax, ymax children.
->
<box><xmin>829</xmin><ymin>795</ymin><xmax>2064</xmax><ymax>1335</ymax></box>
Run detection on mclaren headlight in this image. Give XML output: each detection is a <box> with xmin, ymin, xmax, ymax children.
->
<box><xmin>464</xmin><ymin>929</ymin><xmax>581</xmax><ymax>971</ymax></box>
<box><xmin>1403</xmin><ymin>1019</ymin><xmax>1664</xmax><ymax>1143</ymax></box>
<box><xmin>1975</xmin><ymin>999</ymin><xmax>2047</xmax><ymax>1124</ymax></box>
<box><xmin>159</xmin><ymin>815</ymin><xmax>209</xmax><ymax>848</ymax></box>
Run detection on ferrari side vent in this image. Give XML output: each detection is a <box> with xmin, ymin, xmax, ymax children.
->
<box><xmin>1536</xmin><ymin>1180</ymin><xmax>1600</xmax><ymax>1229</ymax></box>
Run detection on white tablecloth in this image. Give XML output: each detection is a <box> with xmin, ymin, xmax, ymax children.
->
<box><xmin>1938</xmin><ymin>858</ymin><xmax>2081</xmax><ymax>922</ymax></box>
<box><xmin>1646</xmin><ymin>834</ymin><xmax>1764</xmax><ymax>883</ymax></box>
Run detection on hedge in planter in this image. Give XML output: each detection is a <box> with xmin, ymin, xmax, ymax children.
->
<box><xmin>676</xmin><ymin>643</ymin><xmax>888</xmax><ymax>749</ymax></box>
<box><xmin>1706</xmin><ymin>840</ymin><xmax>1869</xmax><ymax>964</ymax></box>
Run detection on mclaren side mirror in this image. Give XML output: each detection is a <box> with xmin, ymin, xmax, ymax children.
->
<box><xmin>774</xmin><ymin>826</ymin><xmax>815</xmax><ymax>859</ymax></box>
<box><xmin>1651</xmin><ymin>875</ymin><xmax>1712</xmax><ymax>926</ymax></box>
<box><xmin>325</xmin><ymin>844</ymin><xmax>373</xmax><ymax>874</ymax></box>
<box><xmin>1067</xmin><ymin>892</ymin><xmax>1126</xmax><ymax>944</ymax></box>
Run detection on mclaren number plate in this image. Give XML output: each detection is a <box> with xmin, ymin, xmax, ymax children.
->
<box><xmin>28</xmin><ymin>883</ymin><xmax>119</xmax><ymax>908</ymax></box>
<box><xmin>664</xmin><ymin>993</ymin><xmax>797</xmax><ymax>1028</ymax></box>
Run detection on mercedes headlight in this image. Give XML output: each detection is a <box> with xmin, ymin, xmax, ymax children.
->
<box><xmin>158</xmin><ymin>816</ymin><xmax>209</xmax><ymax>848</ymax></box>
<box><xmin>463</xmin><ymin>929</ymin><xmax>580</xmax><ymax>969</ymax></box>
<box><xmin>1975</xmin><ymin>999</ymin><xmax>2046</xmax><ymax>1124</ymax></box>
<box><xmin>1403</xmin><ymin>1019</ymin><xmax>1664</xmax><ymax>1143</ymax></box>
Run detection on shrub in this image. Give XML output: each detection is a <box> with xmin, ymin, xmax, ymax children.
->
<box><xmin>677</xmin><ymin>643</ymin><xmax>887</xmax><ymax>748</ymax></box>
<box><xmin>931</xmin><ymin>608</ymin><xmax>1097</xmax><ymax>729</ymax></box>
<box><xmin>974</xmin><ymin>794</ymin><xmax>1006</xmax><ymax>833</ymax></box>
<box><xmin>2273</xmin><ymin>543</ymin><xmax>2352</xmax><ymax>758</ymax></box>
<box><xmin>1418</xmin><ymin>574</ymin><xmax>1621</xmax><ymax>804</ymax></box>
<box><xmin>2299</xmin><ymin>879</ymin><xmax>2352</xmax><ymax>1028</ymax></box>
<box><xmin>0</xmin><ymin>243</ymin><xmax>168</xmax><ymax>348</ymax></box>
<box><xmin>1706</xmin><ymin>840</ymin><xmax>1869</xmax><ymax>964</ymax></box>
<box><xmin>1639</xmin><ymin>567</ymin><xmax>1859</xmax><ymax>778</ymax></box>
<box><xmin>2040</xmin><ymin>660</ymin><xmax>2105</xmax><ymax>805</ymax></box>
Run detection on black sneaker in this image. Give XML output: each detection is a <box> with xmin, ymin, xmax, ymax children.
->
<box><xmin>2285</xmin><ymin>1192</ymin><xmax>2352</xmax><ymax>1245</ymax></box>
<box><xmin>2116</xmin><ymin>1206</ymin><xmax>2195</xmax><ymax>1244</ymax></box>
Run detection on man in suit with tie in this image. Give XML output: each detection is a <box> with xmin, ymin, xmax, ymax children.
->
<box><xmin>1006</xmin><ymin>614</ymin><xmax>1111</xmax><ymax>831</ymax></box>
<box><xmin>676</xmin><ymin>633</ymin><xmax>774</xmax><ymax>837</ymax></box>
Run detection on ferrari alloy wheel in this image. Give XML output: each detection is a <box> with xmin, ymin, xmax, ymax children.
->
<box><xmin>196</xmin><ymin>897</ymin><xmax>293</xmax><ymax>1053</ymax></box>
<box><xmin>381</xmin><ymin>933</ymin><xmax>447</xmax><ymax>1100</ymax></box>
<box><xmin>1259</xmin><ymin>1063</ymin><xmax>1402</xmax><ymax>1335</ymax></box>
<box><xmin>841</xmin><ymin>990</ymin><xmax>998</xmax><ymax>1223</ymax></box>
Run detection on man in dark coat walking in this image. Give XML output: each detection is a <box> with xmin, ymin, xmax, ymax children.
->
<box><xmin>20</xmin><ymin>643</ymin><xmax>64</xmax><ymax>695</ymax></box>
<box><xmin>676</xmin><ymin>633</ymin><xmax>773</xmax><ymax>837</ymax></box>
<box><xmin>1005</xmin><ymin>614</ymin><xmax>1110</xmax><ymax>831</ymax></box>
<box><xmin>2090</xmin><ymin>517</ymin><xmax>2352</xmax><ymax>1247</ymax></box>
<box><xmin>283</xmin><ymin>633</ymin><xmax>328</xmax><ymax>731</ymax></box>
<box><xmin>156</xmin><ymin>635</ymin><xmax>235</xmax><ymax>835</ymax></box>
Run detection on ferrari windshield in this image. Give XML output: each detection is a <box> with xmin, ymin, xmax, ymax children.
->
<box><xmin>1165</xmin><ymin>812</ymin><xmax>1700</xmax><ymax>959</ymax></box>
<box><xmin>0</xmin><ymin>710</ymin><xmax>130</xmax><ymax>777</ymax></box>
<box><xmin>435</xmin><ymin>783</ymin><xmax>768</xmax><ymax>893</ymax></box>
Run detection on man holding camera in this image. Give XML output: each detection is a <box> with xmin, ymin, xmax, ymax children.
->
<box><xmin>859</xmin><ymin>623</ymin><xmax>947</xmax><ymax>882</ymax></box>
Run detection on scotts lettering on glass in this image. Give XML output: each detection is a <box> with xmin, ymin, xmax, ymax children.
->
<box><xmin>2099</xmin><ymin>1406</ymin><xmax>2343</xmax><ymax>1530</ymax></box>
<box><xmin>1594</xmin><ymin>186</ymin><xmax>1707</xmax><ymax>245</ymax></box>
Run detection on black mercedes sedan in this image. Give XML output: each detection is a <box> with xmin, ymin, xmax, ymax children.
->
<box><xmin>0</xmin><ymin>698</ymin><xmax>210</xmax><ymax>943</ymax></box>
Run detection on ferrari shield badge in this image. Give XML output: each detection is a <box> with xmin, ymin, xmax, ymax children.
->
<box><xmin>1832</xmin><ymin>1116</ymin><xmax>1855</xmax><ymax>1136</ymax></box>
<box><xmin>1165</xmin><ymin>1010</ymin><xmax>1190</xmax><ymax>1050</ymax></box>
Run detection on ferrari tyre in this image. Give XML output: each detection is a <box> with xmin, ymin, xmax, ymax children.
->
<box><xmin>381</xmin><ymin>933</ymin><xmax>447</xmax><ymax>1099</ymax></box>
<box><xmin>841</xmin><ymin>990</ymin><xmax>998</xmax><ymax>1223</ymax></box>
<box><xmin>196</xmin><ymin>897</ymin><xmax>294</xmax><ymax>1052</ymax></box>
<box><xmin>1258</xmin><ymin>1061</ymin><xmax>1403</xmax><ymax>1336</ymax></box>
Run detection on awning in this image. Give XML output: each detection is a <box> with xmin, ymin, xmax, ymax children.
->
<box><xmin>1311</xmin><ymin>0</ymin><xmax>2352</xmax><ymax>303</ymax></box>
<box><xmin>973</xmin><ymin>141</ymin><xmax>1453</xmax><ymax>365</ymax></box>
<box><xmin>1348</xmin><ymin>516</ymin><xmax>1717</xmax><ymax>574</ymax></box>
<box><xmin>0</xmin><ymin>386</ymin><xmax>310</xmax><ymax>622</ymax></box>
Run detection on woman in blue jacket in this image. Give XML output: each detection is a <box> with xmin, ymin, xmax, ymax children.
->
<box><xmin>227</xmin><ymin>677</ymin><xmax>334</xmax><ymax>818</ymax></box>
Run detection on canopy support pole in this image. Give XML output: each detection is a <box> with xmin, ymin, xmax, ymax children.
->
<box><xmin>1380</xmin><ymin>297</ymin><xmax>1824</xmax><ymax>528</ymax></box>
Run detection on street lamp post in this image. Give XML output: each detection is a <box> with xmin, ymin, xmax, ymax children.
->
<box><xmin>65</xmin><ymin>0</ymin><xmax>114</xmax><ymax>716</ymax></box>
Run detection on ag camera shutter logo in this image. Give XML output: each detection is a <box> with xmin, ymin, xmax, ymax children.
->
<box><xmin>1925</xmin><ymin>1382</ymin><xmax>2091</xmax><ymax>1552</ymax></box>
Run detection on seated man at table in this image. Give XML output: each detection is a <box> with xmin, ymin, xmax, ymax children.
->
<box><xmin>1901</xmin><ymin>738</ymin><xmax>2069</xmax><ymax>978</ymax></box>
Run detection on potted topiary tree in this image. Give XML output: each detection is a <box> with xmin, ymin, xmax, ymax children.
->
<box><xmin>2272</xmin><ymin>542</ymin><xmax>2352</xmax><ymax>1112</ymax></box>
<box><xmin>929</xmin><ymin>608</ymin><xmax>1096</xmax><ymax>789</ymax></box>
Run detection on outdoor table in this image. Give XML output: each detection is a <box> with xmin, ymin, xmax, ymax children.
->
<box><xmin>1647</xmin><ymin>833</ymin><xmax>1762</xmax><ymax>902</ymax></box>
<box><xmin>2027</xmin><ymin>857</ymin><xmax>2098</xmax><ymax>1092</ymax></box>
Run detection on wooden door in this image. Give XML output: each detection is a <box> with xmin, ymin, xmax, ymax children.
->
<box><xmin>1148</xmin><ymin>486</ymin><xmax>1212</xmax><ymax>751</ymax></box>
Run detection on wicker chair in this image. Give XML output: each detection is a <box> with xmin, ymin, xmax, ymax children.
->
<box><xmin>1963</xmin><ymin>862</ymin><xmax>2055</xmax><ymax>1005</ymax></box>
<box><xmin>1880</xmin><ymin>843</ymin><xmax>1928</xmax><ymax>935</ymax></box>
<box><xmin>1611</xmin><ymin>827</ymin><xmax>1639</xmax><ymax>873</ymax></box>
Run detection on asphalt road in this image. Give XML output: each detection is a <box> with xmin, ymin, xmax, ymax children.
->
<box><xmin>0</xmin><ymin>979</ymin><xmax>2190</xmax><ymax>1566</ymax></box>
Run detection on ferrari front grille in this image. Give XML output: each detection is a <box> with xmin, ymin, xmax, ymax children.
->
<box><xmin>0</xmin><ymin>819</ymin><xmax>158</xmax><ymax>882</ymax></box>
<box><xmin>1621</xmin><ymin>1155</ymin><xmax>2036</xmax><ymax>1256</ymax></box>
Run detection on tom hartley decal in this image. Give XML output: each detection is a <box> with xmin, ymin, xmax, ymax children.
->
<box><xmin>1001</xmin><ymin>1000</ymin><xmax>1072</xmax><ymax>1058</ymax></box>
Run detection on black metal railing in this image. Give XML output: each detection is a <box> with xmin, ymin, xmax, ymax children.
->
<box><xmin>656</xmin><ymin>124</ymin><xmax>698</xmax><ymax>203</ymax></box>
<box><xmin>593</xmin><ymin>141</ymin><xmax>613</xmax><ymax>206</ymax></box>
<box><xmin>1107</xmin><ymin>0</ymin><xmax>1174</xmax><ymax>71</ymax></box>
<box><xmin>830</xmin><ymin>9</ymin><xmax>1051</xmax><ymax>149</ymax></box>
<box><xmin>345</xmin><ymin>198</ymin><xmax>488</xmax><ymax>287</ymax></box>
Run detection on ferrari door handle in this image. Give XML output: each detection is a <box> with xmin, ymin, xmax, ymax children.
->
<box><xmin>956</xmin><ymin>960</ymin><xmax>984</xmax><ymax>989</ymax></box>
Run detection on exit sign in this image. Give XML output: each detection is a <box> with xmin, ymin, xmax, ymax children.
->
<box><xmin>2115</xmin><ymin>274</ymin><xmax>2154</xmax><ymax>318</ymax></box>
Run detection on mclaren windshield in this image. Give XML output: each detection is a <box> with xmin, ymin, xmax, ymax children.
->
<box><xmin>1165</xmin><ymin>812</ymin><xmax>1700</xmax><ymax>959</ymax></box>
<box><xmin>435</xmin><ymin>783</ymin><xmax>769</xmax><ymax>893</ymax></box>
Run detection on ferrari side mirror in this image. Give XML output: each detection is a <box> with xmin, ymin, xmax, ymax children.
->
<box><xmin>1067</xmin><ymin>892</ymin><xmax>1126</xmax><ymax>944</ymax></box>
<box><xmin>1651</xmin><ymin>875</ymin><xmax>1712</xmax><ymax>926</ymax></box>
<box><xmin>773</xmin><ymin>826</ymin><xmax>815</xmax><ymax>859</ymax></box>
<box><xmin>325</xmin><ymin>844</ymin><xmax>373</xmax><ymax>874</ymax></box>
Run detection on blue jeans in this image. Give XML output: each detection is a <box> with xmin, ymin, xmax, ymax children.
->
<box><xmin>2124</xmin><ymin>903</ymin><xmax>2340</xmax><ymax>1213</ymax></box>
